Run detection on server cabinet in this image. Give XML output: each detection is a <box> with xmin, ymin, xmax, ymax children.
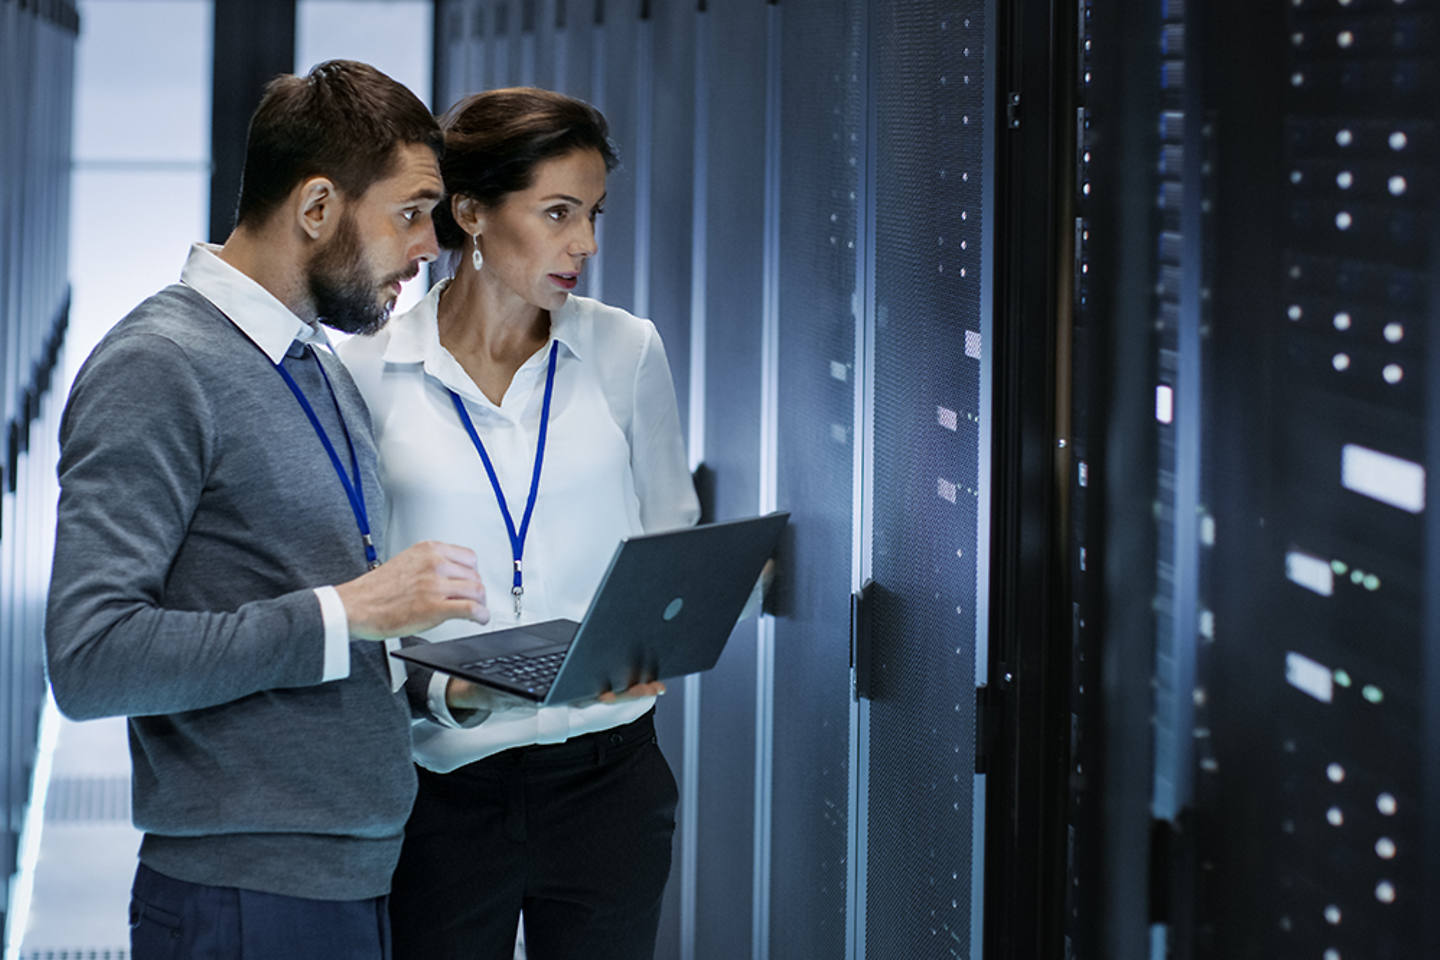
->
<box><xmin>1195</xmin><ymin>0</ymin><xmax>1439</xmax><ymax>956</ymax></box>
<box><xmin>0</xmin><ymin>0</ymin><xmax>78</xmax><ymax>943</ymax></box>
<box><xmin>434</xmin><ymin>3</ymin><xmax>995</xmax><ymax>958</ymax></box>
<box><xmin>1054</xmin><ymin>0</ymin><xmax>1440</xmax><ymax>957</ymax></box>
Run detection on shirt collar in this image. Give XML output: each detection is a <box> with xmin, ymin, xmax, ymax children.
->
<box><xmin>382</xmin><ymin>277</ymin><xmax>583</xmax><ymax>374</ymax></box>
<box><xmin>179</xmin><ymin>242</ymin><xmax>332</xmax><ymax>363</ymax></box>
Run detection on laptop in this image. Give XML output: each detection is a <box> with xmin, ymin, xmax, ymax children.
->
<box><xmin>391</xmin><ymin>512</ymin><xmax>790</xmax><ymax>705</ymax></box>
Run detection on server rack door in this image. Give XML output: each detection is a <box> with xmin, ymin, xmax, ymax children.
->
<box><xmin>769</xmin><ymin>0</ymin><xmax>865</xmax><ymax>957</ymax></box>
<box><xmin>588</xmin><ymin>0</ymin><xmax>642</xmax><ymax>314</ymax></box>
<box><xmin>864</xmin><ymin>1</ymin><xmax>990</xmax><ymax>957</ymax></box>
<box><xmin>1193</xmin><ymin>0</ymin><xmax>1439</xmax><ymax>956</ymax></box>
<box><xmin>689</xmin><ymin>4</ymin><xmax>768</xmax><ymax>957</ymax></box>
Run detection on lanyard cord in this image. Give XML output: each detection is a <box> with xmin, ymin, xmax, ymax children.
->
<box><xmin>447</xmin><ymin>340</ymin><xmax>560</xmax><ymax>618</ymax></box>
<box><xmin>274</xmin><ymin>345</ymin><xmax>380</xmax><ymax>569</ymax></box>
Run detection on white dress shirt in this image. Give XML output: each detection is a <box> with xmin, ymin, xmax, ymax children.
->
<box><xmin>179</xmin><ymin>243</ymin><xmax>355</xmax><ymax>681</ymax></box>
<box><xmin>338</xmin><ymin>279</ymin><xmax>701</xmax><ymax>771</ymax></box>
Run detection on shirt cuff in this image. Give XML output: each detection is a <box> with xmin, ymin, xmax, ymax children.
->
<box><xmin>315</xmin><ymin>586</ymin><xmax>351</xmax><ymax>682</ymax></box>
<box><xmin>427</xmin><ymin>671</ymin><xmax>492</xmax><ymax>729</ymax></box>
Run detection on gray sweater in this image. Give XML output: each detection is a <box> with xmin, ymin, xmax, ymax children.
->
<box><xmin>46</xmin><ymin>284</ymin><xmax>414</xmax><ymax>900</ymax></box>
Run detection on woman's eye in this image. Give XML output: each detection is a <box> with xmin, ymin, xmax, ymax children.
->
<box><xmin>590</xmin><ymin>207</ymin><xmax>605</xmax><ymax>222</ymax></box>
<box><xmin>548</xmin><ymin>207</ymin><xmax>569</xmax><ymax>221</ymax></box>
<box><xmin>402</xmin><ymin>209</ymin><xmax>418</xmax><ymax>223</ymax></box>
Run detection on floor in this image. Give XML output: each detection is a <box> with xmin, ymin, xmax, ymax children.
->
<box><xmin>14</xmin><ymin>708</ymin><xmax>139</xmax><ymax>960</ymax></box>
<box><xmin>9</xmin><ymin>707</ymin><xmax>527</xmax><ymax>960</ymax></box>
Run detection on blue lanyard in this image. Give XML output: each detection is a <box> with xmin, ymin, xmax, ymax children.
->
<box><xmin>447</xmin><ymin>340</ymin><xmax>560</xmax><ymax>619</ymax></box>
<box><xmin>274</xmin><ymin>345</ymin><xmax>380</xmax><ymax>570</ymax></box>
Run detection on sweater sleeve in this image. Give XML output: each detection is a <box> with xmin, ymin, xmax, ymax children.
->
<box><xmin>45</xmin><ymin>332</ymin><xmax>328</xmax><ymax>721</ymax></box>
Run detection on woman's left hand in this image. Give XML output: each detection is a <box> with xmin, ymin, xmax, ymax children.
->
<box><xmin>598</xmin><ymin>680</ymin><xmax>667</xmax><ymax>703</ymax></box>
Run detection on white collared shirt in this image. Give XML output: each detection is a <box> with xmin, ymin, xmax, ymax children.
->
<box><xmin>338</xmin><ymin>279</ymin><xmax>700</xmax><ymax>770</ymax></box>
<box><xmin>179</xmin><ymin>242</ymin><xmax>354</xmax><ymax>682</ymax></box>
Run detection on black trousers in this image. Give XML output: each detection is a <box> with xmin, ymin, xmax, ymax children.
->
<box><xmin>389</xmin><ymin>709</ymin><xmax>678</xmax><ymax>960</ymax></box>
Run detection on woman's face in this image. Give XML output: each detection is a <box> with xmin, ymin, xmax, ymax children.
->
<box><xmin>476</xmin><ymin>148</ymin><xmax>608</xmax><ymax>314</ymax></box>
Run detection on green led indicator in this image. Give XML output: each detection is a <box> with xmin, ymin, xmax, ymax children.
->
<box><xmin>1350</xmin><ymin>569</ymin><xmax>1365</xmax><ymax>584</ymax></box>
<box><xmin>1362</xmin><ymin>685</ymin><xmax>1384</xmax><ymax>704</ymax></box>
<box><xmin>1331</xmin><ymin>560</ymin><xmax>1348</xmax><ymax>575</ymax></box>
<box><xmin>1363</xmin><ymin>574</ymin><xmax>1380</xmax><ymax>591</ymax></box>
<box><xmin>1334</xmin><ymin>669</ymin><xmax>1353</xmax><ymax>688</ymax></box>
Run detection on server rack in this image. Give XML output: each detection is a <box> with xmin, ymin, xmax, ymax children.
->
<box><xmin>0</xmin><ymin>0</ymin><xmax>78</xmax><ymax>943</ymax></box>
<box><xmin>433</xmin><ymin>2</ymin><xmax>994</xmax><ymax>957</ymax></box>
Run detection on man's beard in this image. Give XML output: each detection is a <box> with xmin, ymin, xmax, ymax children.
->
<box><xmin>306</xmin><ymin>213</ymin><xmax>417</xmax><ymax>336</ymax></box>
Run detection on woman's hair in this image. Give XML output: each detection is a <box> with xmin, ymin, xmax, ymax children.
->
<box><xmin>433</xmin><ymin>87</ymin><xmax>619</xmax><ymax>250</ymax></box>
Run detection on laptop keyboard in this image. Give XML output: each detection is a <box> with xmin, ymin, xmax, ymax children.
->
<box><xmin>467</xmin><ymin>651</ymin><xmax>566</xmax><ymax>685</ymax></box>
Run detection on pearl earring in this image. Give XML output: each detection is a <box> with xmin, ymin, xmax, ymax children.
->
<box><xmin>472</xmin><ymin>234</ymin><xmax>483</xmax><ymax>272</ymax></box>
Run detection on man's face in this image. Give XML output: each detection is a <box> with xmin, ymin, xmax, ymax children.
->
<box><xmin>306</xmin><ymin>142</ymin><xmax>442</xmax><ymax>335</ymax></box>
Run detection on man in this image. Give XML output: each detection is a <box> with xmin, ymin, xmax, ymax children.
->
<box><xmin>45</xmin><ymin>61</ymin><xmax>486</xmax><ymax>957</ymax></box>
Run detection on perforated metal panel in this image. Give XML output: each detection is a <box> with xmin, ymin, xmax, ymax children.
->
<box><xmin>768</xmin><ymin>0</ymin><xmax>865</xmax><ymax>956</ymax></box>
<box><xmin>866</xmin><ymin>1</ymin><xmax>987</xmax><ymax>956</ymax></box>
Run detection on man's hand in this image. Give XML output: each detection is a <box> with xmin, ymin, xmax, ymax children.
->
<box><xmin>335</xmin><ymin>540</ymin><xmax>489</xmax><ymax>640</ymax></box>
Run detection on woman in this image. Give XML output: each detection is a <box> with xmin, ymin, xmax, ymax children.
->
<box><xmin>338</xmin><ymin>88</ymin><xmax>700</xmax><ymax>959</ymax></box>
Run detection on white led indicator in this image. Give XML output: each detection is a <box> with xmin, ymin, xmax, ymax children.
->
<box><xmin>1287</xmin><ymin>651</ymin><xmax>1334</xmax><ymax>702</ymax></box>
<box><xmin>1156</xmin><ymin>385</ymin><xmax>1174</xmax><ymax>424</ymax></box>
<box><xmin>1377</xmin><ymin>792</ymin><xmax>1398</xmax><ymax>815</ymax></box>
<box><xmin>1342</xmin><ymin>444</ymin><xmax>1426</xmax><ymax>514</ymax></box>
<box><xmin>1327</xmin><ymin>763</ymin><xmax>1346</xmax><ymax>783</ymax></box>
<box><xmin>1286</xmin><ymin>551</ymin><xmax>1334</xmax><ymax>596</ymax></box>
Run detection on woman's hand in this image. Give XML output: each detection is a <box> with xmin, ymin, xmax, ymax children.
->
<box><xmin>598</xmin><ymin>680</ymin><xmax>667</xmax><ymax>703</ymax></box>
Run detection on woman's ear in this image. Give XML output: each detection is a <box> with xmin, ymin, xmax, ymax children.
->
<box><xmin>452</xmin><ymin>195</ymin><xmax>485</xmax><ymax>235</ymax></box>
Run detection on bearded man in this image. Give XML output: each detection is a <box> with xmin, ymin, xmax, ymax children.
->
<box><xmin>46</xmin><ymin>60</ymin><xmax>490</xmax><ymax>958</ymax></box>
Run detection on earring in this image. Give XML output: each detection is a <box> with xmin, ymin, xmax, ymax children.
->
<box><xmin>471</xmin><ymin>234</ymin><xmax>483</xmax><ymax>272</ymax></box>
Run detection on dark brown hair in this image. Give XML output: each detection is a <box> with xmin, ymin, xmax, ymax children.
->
<box><xmin>433</xmin><ymin>87</ymin><xmax>619</xmax><ymax>250</ymax></box>
<box><xmin>233</xmin><ymin>60</ymin><xmax>444</xmax><ymax>227</ymax></box>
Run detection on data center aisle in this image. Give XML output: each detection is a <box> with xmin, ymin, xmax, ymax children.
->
<box><xmin>18</xmin><ymin>711</ymin><xmax>138</xmax><ymax>959</ymax></box>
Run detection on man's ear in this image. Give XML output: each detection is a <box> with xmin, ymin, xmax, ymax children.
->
<box><xmin>297</xmin><ymin>177</ymin><xmax>339</xmax><ymax>240</ymax></box>
<box><xmin>453</xmin><ymin>195</ymin><xmax>485</xmax><ymax>236</ymax></box>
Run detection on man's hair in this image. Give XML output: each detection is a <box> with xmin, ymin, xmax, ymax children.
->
<box><xmin>432</xmin><ymin>87</ymin><xmax>618</xmax><ymax>251</ymax></box>
<box><xmin>233</xmin><ymin>60</ymin><xmax>444</xmax><ymax>228</ymax></box>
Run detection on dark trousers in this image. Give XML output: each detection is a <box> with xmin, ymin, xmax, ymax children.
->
<box><xmin>389</xmin><ymin>709</ymin><xmax>678</xmax><ymax>960</ymax></box>
<box><xmin>129</xmin><ymin>862</ymin><xmax>391</xmax><ymax>959</ymax></box>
